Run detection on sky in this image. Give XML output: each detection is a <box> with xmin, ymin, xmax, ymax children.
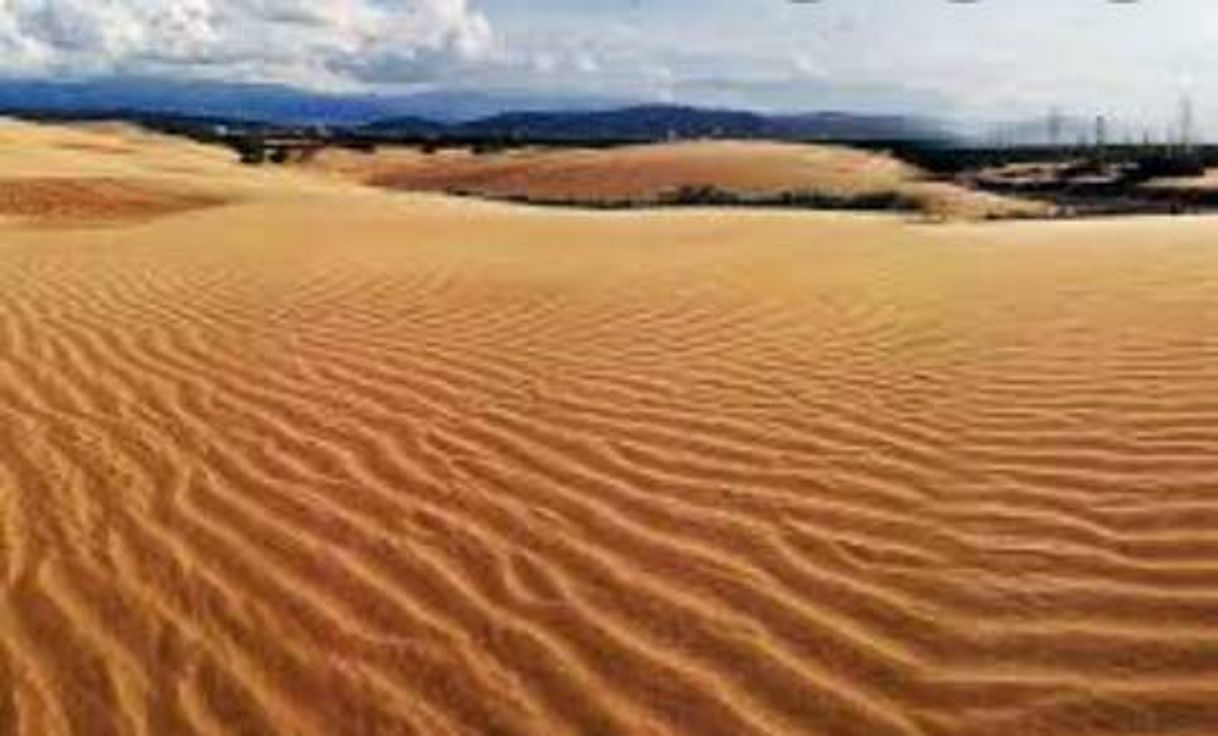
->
<box><xmin>0</xmin><ymin>1</ymin><xmax>1214</xmax><ymax>134</ymax></box>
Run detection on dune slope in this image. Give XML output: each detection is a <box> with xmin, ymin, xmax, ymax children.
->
<box><xmin>2</xmin><ymin>123</ymin><xmax>1218</xmax><ymax>736</ymax></box>
<box><xmin>308</xmin><ymin>140</ymin><xmax>1048</xmax><ymax>220</ymax></box>
<box><xmin>0</xmin><ymin>177</ymin><xmax>226</xmax><ymax>225</ymax></box>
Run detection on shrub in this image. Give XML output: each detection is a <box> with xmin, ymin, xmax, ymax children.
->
<box><xmin>234</xmin><ymin>138</ymin><xmax>267</xmax><ymax>165</ymax></box>
<box><xmin>1129</xmin><ymin>153</ymin><xmax>1206</xmax><ymax>181</ymax></box>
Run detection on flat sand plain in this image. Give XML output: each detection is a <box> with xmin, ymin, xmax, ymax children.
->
<box><xmin>2</xmin><ymin>122</ymin><xmax>1218</xmax><ymax>735</ymax></box>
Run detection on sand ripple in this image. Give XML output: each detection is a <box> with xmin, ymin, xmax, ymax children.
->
<box><xmin>2</xmin><ymin>202</ymin><xmax>1218</xmax><ymax>735</ymax></box>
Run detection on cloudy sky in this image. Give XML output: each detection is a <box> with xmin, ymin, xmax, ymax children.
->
<box><xmin>0</xmin><ymin>1</ymin><xmax>1214</xmax><ymax>132</ymax></box>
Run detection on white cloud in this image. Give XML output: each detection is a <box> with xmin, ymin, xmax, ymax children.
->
<box><xmin>572</xmin><ymin>49</ymin><xmax>598</xmax><ymax>75</ymax></box>
<box><xmin>0</xmin><ymin>0</ymin><xmax>494</xmax><ymax>87</ymax></box>
<box><xmin>530</xmin><ymin>51</ymin><xmax>555</xmax><ymax>75</ymax></box>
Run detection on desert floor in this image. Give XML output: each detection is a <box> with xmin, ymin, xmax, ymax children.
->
<box><xmin>2</xmin><ymin>123</ymin><xmax>1218</xmax><ymax>735</ymax></box>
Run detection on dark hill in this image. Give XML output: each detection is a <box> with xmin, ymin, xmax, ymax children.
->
<box><xmin>363</xmin><ymin>105</ymin><xmax>945</xmax><ymax>143</ymax></box>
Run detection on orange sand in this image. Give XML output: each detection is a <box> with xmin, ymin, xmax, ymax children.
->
<box><xmin>1</xmin><ymin>121</ymin><xmax>1217</xmax><ymax>735</ymax></box>
<box><xmin>307</xmin><ymin>140</ymin><xmax>1048</xmax><ymax>219</ymax></box>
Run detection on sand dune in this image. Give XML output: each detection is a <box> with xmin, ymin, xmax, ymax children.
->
<box><xmin>0</xmin><ymin>177</ymin><xmax>226</xmax><ymax>225</ymax></box>
<box><xmin>310</xmin><ymin>140</ymin><xmax>917</xmax><ymax>196</ymax></box>
<box><xmin>2</xmin><ymin>121</ymin><xmax>1218</xmax><ymax>735</ymax></box>
<box><xmin>308</xmin><ymin>140</ymin><xmax>1048</xmax><ymax>220</ymax></box>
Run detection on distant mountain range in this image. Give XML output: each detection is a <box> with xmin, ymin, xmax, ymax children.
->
<box><xmin>409</xmin><ymin>107</ymin><xmax>944</xmax><ymax>142</ymax></box>
<box><xmin>0</xmin><ymin>77</ymin><xmax>633</xmax><ymax>126</ymax></box>
<box><xmin>0</xmin><ymin>77</ymin><xmax>949</xmax><ymax>144</ymax></box>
